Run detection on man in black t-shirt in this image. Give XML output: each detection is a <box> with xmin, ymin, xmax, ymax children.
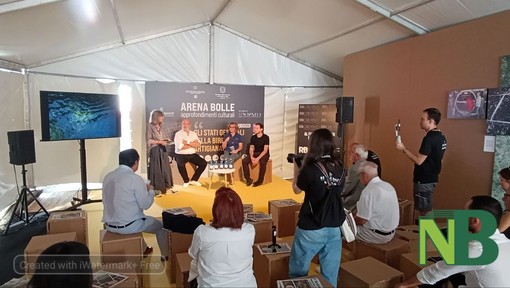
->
<box><xmin>367</xmin><ymin>150</ymin><xmax>382</xmax><ymax>177</ymax></box>
<box><xmin>242</xmin><ymin>123</ymin><xmax>270</xmax><ymax>187</ymax></box>
<box><xmin>396</xmin><ymin>108</ymin><xmax>447</xmax><ymax>217</ymax></box>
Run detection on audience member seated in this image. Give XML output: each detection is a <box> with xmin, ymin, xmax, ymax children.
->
<box><xmin>342</xmin><ymin>143</ymin><xmax>368</xmax><ymax>211</ymax></box>
<box><xmin>354</xmin><ymin>161</ymin><xmax>399</xmax><ymax>244</ymax></box>
<box><xmin>498</xmin><ymin>166</ymin><xmax>510</xmax><ymax>239</ymax></box>
<box><xmin>28</xmin><ymin>241</ymin><xmax>92</xmax><ymax>288</ymax></box>
<box><xmin>350</xmin><ymin>142</ymin><xmax>382</xmax><ymax>177</ymax></box>
<box><xmin>102</xmin><ymin>148</ymin><xmax>168</xmax><ymax>261</ymax></box>
<box><xmin>188</xmin><ymin>187</ymin><xmax>256</xmax><ymax>287</ymax></box>
<box><xmin>396</xmin><ymin>195</ymin><xmax>510</xmax><ymax>287</ymax></box>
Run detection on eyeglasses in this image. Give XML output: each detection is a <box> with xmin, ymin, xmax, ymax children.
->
<box><xmin>504</xmin><ymin>193</ymin><xmax>510</xmax><ymax>199</ymax></box>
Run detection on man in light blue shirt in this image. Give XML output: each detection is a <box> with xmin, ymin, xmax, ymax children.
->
<box><xmin>102</xmin><ymin>148</ymin><xmax>168</xmax><ymax>261</ymax></box>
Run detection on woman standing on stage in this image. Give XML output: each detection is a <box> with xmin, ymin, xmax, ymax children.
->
<box><xmin>146</xmin><ymin>110</ymin><xmax>173</xmax><ymax>194</ymax></box>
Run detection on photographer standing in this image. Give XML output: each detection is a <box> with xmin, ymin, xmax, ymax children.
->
<box><xmin>289</xmin><ymin>128</ymin><xmax>346</xmax><ymax>287</ymax></box>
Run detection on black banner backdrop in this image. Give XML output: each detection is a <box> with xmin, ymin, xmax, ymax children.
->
<box><xmin>145</xmin><ymin>82</ymin><xmax>264</xmax><ymax>157</ymax></box>
<box><xmin>297</xmin><ymin>104</ymin><xmax>338</xmax><ymax>153</ymax></box>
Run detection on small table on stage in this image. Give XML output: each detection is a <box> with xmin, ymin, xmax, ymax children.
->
<box><xmin>209</xmin><ymin>168</ymin><xmax>235</xmax><ymax>190</ymax></box>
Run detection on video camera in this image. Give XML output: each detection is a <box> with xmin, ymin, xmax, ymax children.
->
<box><xmin>287</xmin><ymin>153</ymin><xmax>305</xmax><ymax>168</ymax></box>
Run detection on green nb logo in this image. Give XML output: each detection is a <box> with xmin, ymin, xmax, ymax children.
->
<box><xmin>418</xmin><ymin>210</ymin><xmax>498</xmax><ymax>265</ymax></box>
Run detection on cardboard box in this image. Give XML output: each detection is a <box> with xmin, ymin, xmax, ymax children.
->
<box><xmin>398</xmin><ymin>199</ymin><xmax>414</xmax><ymax>226</ymax></box>
<box><xmin>99</xmin><ymin>230</ymin><xmax>144</xmax><ymax>287</ymax></box>
<box><xmin>338</xmin><ymin>257</ymin><xmax>404</xmax><ymax>288</ymax></box>
<box><xmin>176</xmin><ymin>252</ymin><xmax>192</xmax><ymax>288</ymax></box>
<box><xmin>268</xmin><ymin>199</ymin><xmax>302</xmax><ymax>237</ymax></box>
<box><xmin>253</xmin><ymin>238</ymin><xmax>293</xmax><ymax>288</ymax></box>
<box><xmin>355</xmin><ymin>237</ymin><xmax>410</xmax><ymax>269</ymax></box>
<box><xmin>248</xmin><ymin>219</ymin><xmax>273</xmax><ymax>244</ymax></box>
<box><xmin>234</xmin><ymin>159</ymin><xmax>273</xmax><ymax>184</ymax></box>
<box><xmin>100</xmin><ymin>230</ymin><xmax>143</xmax><ymax>264</ymax></box>
<box><xmin>24</xmin><ymin>232</ymin><xmax>77</xmax><ymax>275</ymax></box>
<box><xmin>166</xmin><ymin>230</ymin><xmax>194</xmax><ymax>284</ymax></box>
<box><xmin>395</xmin><ymin>225</ymin><xmax>437</xmax><ymax>252</ymax></box>
<box><xmin>399</xmin><ymin>251</ymin><xmax>441</xmax><ymax>280</ymax></box>
<box><xmin>47</xmin><ymin>210</ymin><xmax>88</xmax><ymax>245</ymax></box>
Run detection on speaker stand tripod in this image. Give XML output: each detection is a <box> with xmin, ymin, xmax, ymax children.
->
<box><xmin>3</xmin><ymin>165</ymin><xmax>49</xmax><ymax>235</ymax></box>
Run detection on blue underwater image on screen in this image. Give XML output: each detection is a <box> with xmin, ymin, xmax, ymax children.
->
<box><xmin>40</xmin><ymin>91</ymin><xmax>121</xmax><ymax>141</ymax></box>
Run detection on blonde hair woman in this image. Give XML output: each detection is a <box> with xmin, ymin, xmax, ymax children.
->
<box><xmin>221</xmin><ymin>122</ymin><xmax>244</xmax><ymax>164</ymax></box>
<box><xmin>146</xmin><ymin>110</ymin><xmax>173</xmax><ymax>194</ymax></box>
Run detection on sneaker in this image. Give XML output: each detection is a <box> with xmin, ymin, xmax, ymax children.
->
<box><xmin>246</xmin><ymin>179</ymin><xmax>253</xmax><ymax>186</ymax></box>
<box><xmin>143</xmin><ymin>246</ymin><xmax>153</xmax><ymax>258</ymax></box>
<box><xmin>252</xmin><ymin>181</ymin><xmax>263</xmax><ymax>187</ymax></box>
<box><xmin>190</xmin><ymin>180</ymin><xmax>202</xmax><ymax>186</ymax></box>
<box><xmin>183</xmin><ymin>182</ymin><xmax>190</xmax><ymax>188</ymax></box>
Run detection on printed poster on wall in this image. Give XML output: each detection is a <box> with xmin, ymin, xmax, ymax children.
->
<box><xmin>145</xmin><ymin>82</ymin><xmax>264</xmax><ymax>158</ymax></box>
<box><xmin>296</xmin><ymin>104</ymin><xmax>338</xmax><ymax>154</ymax></box>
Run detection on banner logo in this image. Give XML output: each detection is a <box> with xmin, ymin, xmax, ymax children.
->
<box><xmin>419</xmin><ymin>210</ymin><xmax>498</xmax><ymax>265</ymax></box>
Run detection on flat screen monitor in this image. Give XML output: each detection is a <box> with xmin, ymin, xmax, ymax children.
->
<box><xmin>40</xmin><ymin>90</ymin><xmax>121</xmax><ymax>141</ymax></box>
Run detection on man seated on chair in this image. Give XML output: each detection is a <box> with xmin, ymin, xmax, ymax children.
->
<box><xmin>102</xmin><ymin>148</ymin><xmax>168</xmax><ymax>261</ymax></box>
<box><xmin>242</xmin><ymin>123</ymin><xmax>270</xmax><ymax>187</ymax></box>
<box><xmin>354</xmin><ymin>161</ymin><xmax>399</xmax><ymax>244</ymax></box>
<box><xmin>342</xmin><ymin>143</ymin><xmax>368</xmax><ymax>212</ymax></box>
<box><xmin>174</xmin><ymin>118</ymin><xmax>207</xmax><ymax>188</ymax></box>
<box><xmin>350</xmin><ymin>142</ymin><xmax>383</xmax><ymax>177</ymax></box>
<box><xmin>222</xmin><ymin>122</ymin><xmax>244</xmax><ymax>164</ymax></box>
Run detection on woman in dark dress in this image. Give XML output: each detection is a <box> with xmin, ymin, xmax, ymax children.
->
<box><xmin>146</xmin><ymin>110</ymin><xmax>172</xmax><ymax>194</ymax></box>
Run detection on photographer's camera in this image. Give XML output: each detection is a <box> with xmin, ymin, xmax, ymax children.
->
<box><xmin>287</xmin><ymin>153</ymin><xmax>304</xmax><ymax>168</ymax></box>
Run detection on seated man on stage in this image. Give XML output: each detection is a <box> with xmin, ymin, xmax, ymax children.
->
<box><xmin>222</xmin><ymin>122</ymin><xmax>244</xmax><ymax>163</ymax></box>
<box><xmin>102</xmin><ymin>148</ymin><xmax>168</xmax><ymax>261</ymax></box>
<box><xmin>174</xmin><ymin>118</ymin><xmax>207</xmax><ymax>188</ymax></box>
<box><xmin>354</xmin><ymin>161</ymin><xmax>399</xmax><ymax>244</ymax></box>
<box><xmin>242</xmin><ymin>123</ymin><xmax>270</xmax><ymax>187</ymax></box>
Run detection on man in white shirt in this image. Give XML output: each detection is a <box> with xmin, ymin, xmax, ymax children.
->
<box><xmin>396</xmin><ymin>195</ymin><xmax>510</xmax><ymax>287</ymax></box>
<box><xmin>354</xmin><ymin>161</ymin><xmax>399</xmax><ymax>244</ymax></box>
<box><xmin>174</xmin><ymin>118</ymin><xmax>207</xmax><ymax>188</ymax></box>
<box><xmin>102</xmin><ymin>149</ymin><xmax>168</xmax><ymax>261</ymax></box>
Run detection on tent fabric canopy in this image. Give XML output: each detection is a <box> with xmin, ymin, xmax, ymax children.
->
<box><xmin>0</xmin><ymin>0</ymin><xmax>510</xmax><ymax>214</ymax></box>
<box><xmin>1</xmin><ymin>0</ymin><xmax>509</xmax><ymax>83</ymax></box>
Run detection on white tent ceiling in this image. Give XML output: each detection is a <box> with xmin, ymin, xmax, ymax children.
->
<box><xmin>1</xmin><ymin>0</ymin><xmax>510</xmax><ymax>83</ymax></box>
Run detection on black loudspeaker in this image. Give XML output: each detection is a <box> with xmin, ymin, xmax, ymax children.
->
<box><xmin>336</xmin><ymin>97</ymin><xmax>354</xmax><ymax>123</ymax></box>
<box><xmin>7</xmin><ymin>130</ymin><xmax>36</xmax><ymax>165</ymax></box>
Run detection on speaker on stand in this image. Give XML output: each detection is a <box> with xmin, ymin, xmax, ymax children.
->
<box><xmin>3</xmin><ymin>130</ymin><xmax>49</xmax><ymax>235</ymax></box>
<box><xmin>335</xmin><ymin>97</ymin><xmax>354</xmax><ymax>164</ymax></box>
